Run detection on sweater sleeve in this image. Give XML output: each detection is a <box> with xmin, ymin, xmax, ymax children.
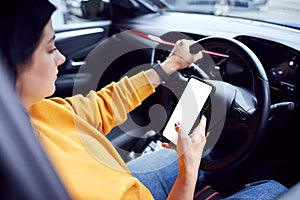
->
<box><xmin>62</xmin><ymin>71</ymin><xmax>155</xmax><ymax>134</ymax></box>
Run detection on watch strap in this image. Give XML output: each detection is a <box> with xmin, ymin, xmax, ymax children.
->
<box><xmin>152</xmin><ymin>63</ymin><xmax>169</xmax><ymax>84</ymax></box>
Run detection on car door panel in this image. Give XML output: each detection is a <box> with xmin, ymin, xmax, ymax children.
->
<box><xmin>53</xmin><ymin>23</ymin><xmax>112</xmax><ymax>98</ymax></box>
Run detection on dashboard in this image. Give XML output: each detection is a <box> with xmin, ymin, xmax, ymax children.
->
<box><xmin>120</xmin><ymin>11</ymin><xmax>300</xmax><ymax>104</ymax></box>
<box><xmin>236</xmin><ymin>36</ymin><xmax>300</xmax><ymax>98</ymax></box>
<box><xmin>149</xmin><ymin>31</ymin><xmax>300</xmax><ymax>104</ymax></box>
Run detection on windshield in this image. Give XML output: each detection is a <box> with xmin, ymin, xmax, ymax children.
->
<box><xmin>145</xmin><ymin>0</ymin><xmax>300</xmax><ymax>29</ymax></box>
<box><xmin>51</xmin><ymin>0</ymin><xmax>300</xmax><ymax>30</ymax></box>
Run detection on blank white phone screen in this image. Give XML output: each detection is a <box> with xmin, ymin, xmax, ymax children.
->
<box><xmin>162</xmin><ymin>77</ymin><xmax>212</xmax><ymax>145</ymax></box>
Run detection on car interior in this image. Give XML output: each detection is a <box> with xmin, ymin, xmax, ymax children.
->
<box><xmin>1</xmin><ymin>0</ymin><xmax>300</xmax><ymax>199</ymax></box>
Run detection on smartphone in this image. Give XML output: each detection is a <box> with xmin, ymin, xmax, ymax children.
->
<box><xmin>162</xmin><ymin>76</ymin><xmax>213</xmax><ymax>145</ymax></box>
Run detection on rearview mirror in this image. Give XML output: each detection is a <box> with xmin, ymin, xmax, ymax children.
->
<box><xmin>66</xmin><ymin>0</ymin><xmax>111</xmax><ymax>20</ymax></box>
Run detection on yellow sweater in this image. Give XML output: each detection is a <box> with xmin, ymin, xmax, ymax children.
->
<box><xmin>29</xmin><ymin>72</ymin><xmax>155</xmax><ymax>200</ymax></box>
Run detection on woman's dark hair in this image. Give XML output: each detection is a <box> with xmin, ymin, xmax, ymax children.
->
<box><xmin>0</xmin><ymin>0</ymin><xmax>56</xmax><ymax>83</ymax></box>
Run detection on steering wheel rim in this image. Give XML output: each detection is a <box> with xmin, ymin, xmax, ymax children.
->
<box><xmin>161</xmin><ymin>36</ymin><xmax>270</xmax><ymax>171</ymax></box>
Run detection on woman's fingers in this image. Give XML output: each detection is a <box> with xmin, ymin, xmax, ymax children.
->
<box><xmin>170</xmin><ymin>39</ymin><xmax>203</xmax><ymax>67</ymax></box>
<box><xmin>175</xmin><ymin>122</ymin><xmax>191</xmax><ymax>147</ymax></box>
<box><xmin>190</xmin><ymin>116</ymin><xmax>207</xmax><ymax>139</ymax></box>
<box><xmin>162</xmin><ymin>116</ymin><xmax>207</xmax><ymax>152</ymax></box>
<box><xmin>162</xmin><ymin>142</ymin><xmax>176</xmax><ymax>150</ymax></box>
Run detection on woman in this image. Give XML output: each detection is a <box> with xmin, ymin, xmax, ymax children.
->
<box><xmin>1</xmin><ymin>0</ymin><xmax>207</xmax><ymax>199</ymax></box>
<box><xmin>0</xmin><ymin>0</ymin><xmax>287</xmax><ymax>199</ymax></box>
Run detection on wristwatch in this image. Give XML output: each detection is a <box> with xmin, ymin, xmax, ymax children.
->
<box><xmin>152</xmin><ymin>63</ymin><xmax>170</xmax><ymax>84</ymax></box>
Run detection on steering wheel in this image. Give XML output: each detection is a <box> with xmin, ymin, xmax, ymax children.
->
<box><xmin>160</xmin><ymin>36</ymin><xmax>270</xmax><ymax>171</ymax></box>
<box><xmin>86</xmin><ymin>32</ymin><xmax>270</xmax><ymax>170</ymax></box>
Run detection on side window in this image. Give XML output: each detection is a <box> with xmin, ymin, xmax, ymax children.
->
<box><xmin>49</xmin><ymin>0</ymin><xmax>111</xmax><ymax>30</ymax></box>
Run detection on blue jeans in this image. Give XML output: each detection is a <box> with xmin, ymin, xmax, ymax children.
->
<box><xmin>223</xmin><ymin>180</ymin><xmax>287</xmax><ymax>200</ymax></box>
<box><xmin>127</xmin><ymin>148</ymin><xmax>205</xmax><ymax>200</ymax></box>
<box><xmin>126</xmin><ymin>149</ymin><xmax>287</xmax><ymax>200</ymax></box>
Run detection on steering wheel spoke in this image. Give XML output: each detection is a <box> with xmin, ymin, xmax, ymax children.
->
<box><xmin>226</xmin><ymin>105</ymin><xmax>250</xmax><ymax>131</ymax></box>
<box><xmin>225</xmin><ymin>86</ymin><xmax>257</xmax><ymax>129</ymax></box>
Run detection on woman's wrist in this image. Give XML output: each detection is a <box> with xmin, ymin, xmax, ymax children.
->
<box><xmin>161</xmin><ymin>55</ymin><xmax>186</xmax><ymax>75</ymax></box>
<box><xmin>152</xmin><ymin>63</ymin><xmax>170</xmax><ymax>83</ymax></box>
<box><xmin>178</xmin><ymin>162</ymin><xmax>199</xmax><ymax>180</ymax></box>
<box><xmin>160</xmin><ymin>62</ymin><xmax>177</xmax><ymax>76</ymax></box>
<box><xmin>176</xmin><ymin>168</ymin><xmax>198</xmax><ymax>195</ymax></box>
<box><xmin>167</xmin><ymin>166</ymin><xmax>199</xmax><ymax>200</ymax></box>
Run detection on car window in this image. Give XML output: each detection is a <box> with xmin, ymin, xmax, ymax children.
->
<box><xmin>50</xmin><ymin>0</ymin><xmax>110</xmax><ymax>30</ymax></box>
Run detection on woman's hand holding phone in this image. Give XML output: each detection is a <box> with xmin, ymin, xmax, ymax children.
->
<box><xmin>164</xmin><ymin>116</ymin><xmax>207</xmax><ymax>200</ymax></box>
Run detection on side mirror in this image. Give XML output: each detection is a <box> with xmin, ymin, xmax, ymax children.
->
<box><xmin>67</xmin><ymin>0</ymin><xmax>111</xmax><ymax>20</ymax></box>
